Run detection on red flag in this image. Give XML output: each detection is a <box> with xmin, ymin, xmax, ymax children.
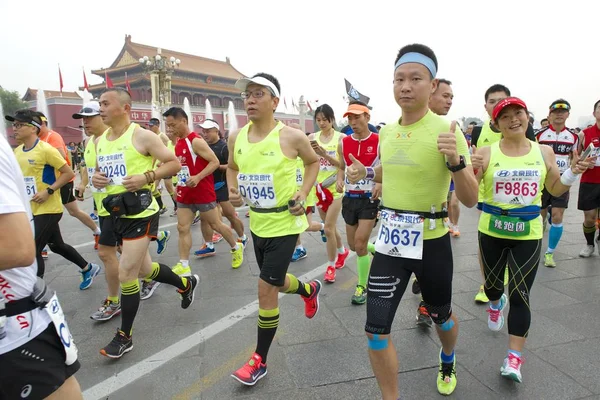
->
<box><xmin>125</xmin><ymin>72</ymin><xmax>131</xmax><ymax>93</ymax></box>
<box><xmin>105</xmin><ymin>71</ymin><xmax>114</xmax><ymax>88</ymax></box>
<box><xmin>307</xmin><ymin>101</ymin><xmax>312</xmax><ymax>112</ymax></box>
<box><xmin>58</xmin><ymin>65</ymin><xmax>64</xmax><ymax>93</ymax></box>
<box><xmin>82</xmin><ymin>67</ymin><xmax>89</xmax><ymax>90</ymax></box>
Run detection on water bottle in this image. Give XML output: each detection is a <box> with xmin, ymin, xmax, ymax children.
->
<box><xmin>0</xmin><ymin>297</ymin><xmax>7</xmax><ymax>340</ymax></box>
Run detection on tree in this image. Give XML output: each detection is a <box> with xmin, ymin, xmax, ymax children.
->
<box><xmin>0</xmin><ymin>87</ymin><xmax>29</xmax><ymax>127</ymax></box>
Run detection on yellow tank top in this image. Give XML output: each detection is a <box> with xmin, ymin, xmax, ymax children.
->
<box><xmin>478</xmin><ymin>141</ymin><xmax>546</xmax><ymax>240</ymax></box>
<box><xmin>477</xmin><ymin>121</ymin><xmax>503</xmax><ymax>201</ymax></box>
<box><xmin>315</xmin><ymin>130</ymin><xmax>342</xmax><ymax>200</ymax></box>
<box><xmin>96</xmin><ymin>123</ymin><xmax>158</xmax><ymax>219</ymax></box>
<box><xmin>234</xmin><ymin>122</ymin><xmax>308</xmax><ymax>237</ymax></box>
<box><xmin>84</xmin><ymin>135</ymin><xmax>110</xmax><ymax>217</ymax></box>
<box><xmin>295</xmin><ymin>158</ymin><xmax>316</xmax><ymax>207</ymax></box>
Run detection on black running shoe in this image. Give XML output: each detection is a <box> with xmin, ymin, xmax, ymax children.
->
<box><xmin>179</xmin><ymin>274</ymin><xmax>200</xmax><ymax>309</ymax></box>
<box><xmin>411</xmin><ymin>278</ymin><xmax>421</xmax><ymax>295</ymax></box>
<box><xmin>100</xmin><ymin>329</ymin><xmax>133</xmax><ymax>359</ymax></box>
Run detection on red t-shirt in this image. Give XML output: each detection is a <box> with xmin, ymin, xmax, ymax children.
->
<box><xmin>341</xmin><ymin>132</ymin><xmax>379</xmax><ymax>193</ymax></box>
<box><xmin>175</xmin><ymin>132</ymin><xmax>216</xmax><ymax>204</ymax></box>
<box><xmin>581</xmin><ymin>124</ymin><xmax>600</xmax><ymax>184</ymax></box>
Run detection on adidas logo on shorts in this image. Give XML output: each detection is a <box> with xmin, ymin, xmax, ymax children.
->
<box><xmin>388</xmin><ymin>247</ymin><xmax>401</xmax><ymax>256</ymax></box>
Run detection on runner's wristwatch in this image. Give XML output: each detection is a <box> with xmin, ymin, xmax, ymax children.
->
<box><xmin>46</xmin><ymin>187</ymin><xmax>55</xmax><ymax>195</ymax></box>
<box><xmin>446</xmin><ymin>155</ymin><xmax>466</xmax><ymax>172</ymax></box>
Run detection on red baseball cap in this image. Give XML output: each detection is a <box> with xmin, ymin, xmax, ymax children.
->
<box><xmin>492</xmin><ymin>97</ymin><xmax>528</xmax><ymax>121</ymax></box>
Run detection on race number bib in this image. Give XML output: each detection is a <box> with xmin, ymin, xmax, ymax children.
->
<box><xmin>345</xmin><ymin>176</ymin><xmax>374</xmax><ymax>192</ymax></box>
<box><xmin>87</xmin><ymin>167</ymin><xmax>106</xmax><ymax>193</ymax></box>
<box><xmin>489</xmin><ymin>215</ymin><xmax>530</xmax><ymax>237</ymax></box>
<box><xmin>45</xmin><ymin>293</ymin><xmax>78</xmax><ymax>366</ymax></box>
<box><xmin>375</xmin><ymin>210</ymin><xmax>424</xmax><ymax>260</ymax></box>
<box><xmin>319</xmin><ymin>150</ymin><xmax>337</xmax><ymax>172</ymax></box>
<box><xmin>296</xmin><ymin>168</ymin><xmax>303</xmax><ymax>185</ymax></box>
<box><xmin>492</xmin><ymin>169</ymin><xmax>541</xmax><ymax>206</ymax></box>
<box><xmin>23</xmin><ymin>176</ymin><xmax>37</xmax><ymax>199</ymax></box>
<box><xmin>176</xmin><ymin>166</ymin><xmax>191</xmax><ymax>187</ymax></box>
<box><xmin>556</xmin><ymin>156</ymin><xmax>569</xmax><ymax>174</ymax></box>
<box><xmin>591</xmin><ymin>146</ymin><xmax>600</xmax><ymax>167</ymax></box>
<box><xmin>238</xmin><ymin>173</ymin><xmax>277</xmax><ymax>208</ymax></box>
<box><xmin>97</xmin><ymin>153</ymin><xmax>127</xmax><ymax>186</ymax></box>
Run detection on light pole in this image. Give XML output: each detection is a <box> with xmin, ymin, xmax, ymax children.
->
<box><xmin>298</xmin><ymin>95</ymin><xmax>307</xmax><ymax>132</ymax></box>
<box><xmin>139</xmin><ymin>48</ymin><xmax>181</xmax><ymax>120</ymax></box>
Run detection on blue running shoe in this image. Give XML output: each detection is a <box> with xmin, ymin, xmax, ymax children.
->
<box><xmin>156</xmin><ymin>231</ymin><xmax>170</xmax><ymax>255</ymax></box>
<box><xmin>80</xmin><ymin>263</ymin><xmax>101</xmax><ymax>290</ymax></box>
<box><xmin>291</xmin><ymin>248</ymin><xmax>307</xmax><ymax>262</ymax></box>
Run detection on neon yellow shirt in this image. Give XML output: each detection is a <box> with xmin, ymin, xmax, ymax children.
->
<box><xmin>478</xmin><ymin>141</ymin><xmax>546</xmax><ymax>240</ymax></box>
<box><xmin>234</xmin><ymin>122</ymin><xmax>308</xmax><ymax>237</ymax></box>
<box><xmin>96</xmin><ymin>123</ymin><xmax>158</xmax><ymax>219</ymax></box>
<box><xmin>379</xmin><ymin>110</ymin><xmax>471</xmax><ymax>240</ymax></box>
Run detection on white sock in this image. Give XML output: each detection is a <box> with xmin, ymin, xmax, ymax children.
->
<box><xmin>296</xmin><ymin>245</ymin><xmax>304</xmax><ymax>251</ymax></box>
<box><xmin>320</xmin><ymin>223</ymin><xmax>325</xmax><ymax>231</ymax></box>
<box><xmin>238</xmin><ymin>234</ymin><xmax>247</xmax><ymax>241</ymax></box>
<box><xmin>337</xmin><ymin>247</ymin><xmax>345</xmax><ymax>254</ymax></box>
<box><xmin>231</xmin><ymin>243</ymin><xmax>240</xmax><ymax>251</ymax></box>
<box><xmin>94</xmin><ymin>227</ymin><xmax>101</xmax><ymax>235</ymax></box>
<box><xmin>453</xmin><ymin>225</ymin><xmax>459</xmax><ymax>230</ymax></box>
<box><xmin>180</xmin><ymin>260</ymin><xmax>189</xmax><ymax>268</ymax></box>
<box><xmin>328</xmin><ymin>260</ymin><xmax>335</xmax><ymax>268</ymax></box>
<box><xmin>206</xmin><ymin>242</ymin><xmax>214</xmax><ymax>249</ymax></box>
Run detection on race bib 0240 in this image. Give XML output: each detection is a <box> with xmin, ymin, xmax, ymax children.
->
<box><xmin>375</xmin><ymin>210</ymin><xmax>424</xmax><ymax>260</ymax></box>
<box><xmin>97</xmin><ymin>153</ymin><xmax>127</xmax><ymax>186</ymax></box>
<box><xmin>238</xmin><ymin>173</ymin><xmax>277</xmax><ymax>208</ymax></box>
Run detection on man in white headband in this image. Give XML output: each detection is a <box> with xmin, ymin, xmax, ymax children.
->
<box><xmin>346</xmin><ymin>43</ymin><xmax>478</xmax><ymax>398</ymax></box>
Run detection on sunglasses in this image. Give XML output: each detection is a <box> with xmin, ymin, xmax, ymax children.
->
<box><xmin>550</xmin><ymin>103</ymin><xmax>570</xmax><ymax>110</ymax></box>
<box><xmin>78</xmin><ymin>107</ymin><xmax>99</xmax><ymax>114</ymax></box>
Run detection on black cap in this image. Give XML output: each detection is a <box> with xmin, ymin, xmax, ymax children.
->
<box><xmin>5</xmin><ymin>109</ymin><xmax>43</xmax><ymax>129</ymax></box>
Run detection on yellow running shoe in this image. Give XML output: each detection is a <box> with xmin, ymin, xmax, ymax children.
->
<box><xmin>474</xmin><ymin>285</ymin><xmax>489</xmax><ymax>304</ymax></box>
<box><xmin>231</xmin><ymin>244</ymin><xmax>244</xmax><ymax>269</ymax></box>
<box><xmin>172</xmin><ymin>262</ymin><xmax>191</xmax><ymax>277</ymax></box>
<box><xmin>544</xmin><ymin>252</ymin><xmax>556</xmax><ymax>268</ymax></box>
<box><xmin>437</xmin><ymin>349</ymin><xmax>457</xmax><ymax>395</ymax></box>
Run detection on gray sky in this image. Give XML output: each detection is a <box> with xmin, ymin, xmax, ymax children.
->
<box><xmin>1</xmin><ymin>0</ymin><xmax>597</xmax><ymax>127</ymax></box>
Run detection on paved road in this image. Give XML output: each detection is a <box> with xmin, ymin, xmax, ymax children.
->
<box><xmin>42</xmin><ymin>188</ymin><xmax>600</xmax><ymax>400</ymax></box>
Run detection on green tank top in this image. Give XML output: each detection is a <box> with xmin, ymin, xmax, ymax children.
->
<box><xmin>295</xmin><ymin>158</ymin><xmax>316</xmax><ymax>207</ymax></box>
<box><xmin>234</xmin><ymin>122</ymin><xmax>308</xmax><ymax>237</ymax></box>
<box><xmin>84</xmin><ymin>134</ymin><xmax>109</xmax><ymax>217</ymax></box>
<box><xmin>478</xmin><ymin>141</ymin><xmax>546</xmax><ymax>240</ymax></box>
<box><xmin>96</xmin><ymin>123</ymin><xmax>158</xmax><ymax>219</ymax></box>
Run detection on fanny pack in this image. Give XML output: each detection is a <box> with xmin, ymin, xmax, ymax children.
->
<box><xmin>481</xmin><ymin>203</ymin><xmax>541</xmax><ymax>221</ymax></box>
<box><xmin>102</xmin><ymin>189</ymin><xmax>153</xmax><ymax>217</ymax></box>
<box><xmin>380</xmin><ymin>205</ymin><xmax>448</xmax><ymax>220</ymax></box>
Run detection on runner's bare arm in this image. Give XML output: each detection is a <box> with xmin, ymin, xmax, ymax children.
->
<box><xmin>136</xmin><ymin>128</ymin><xmax>180</xmax><ymax>180</ymax></box>
<box><xmin>542</xmin><ymin>145</ymin><xmax>593</xmax><ymax>196</ymax></box>
<box><xmin>291</xmin><ymin>127</ymin><xmax>319</xmax><ymax>198</ymax></box>
<box><xmin>226</xmin><ymin>129</ymin><xmax>242</xmax><ymax>190</ymax></box>
<box><xmin>191</xmin><ymin>138</ymin><xmax>220</xmax><ymax>180</ymax></box>
<box><xmin>0</xmin><ymin>211</ymin><xmax>35</xmax><ymax>270</ymax></box>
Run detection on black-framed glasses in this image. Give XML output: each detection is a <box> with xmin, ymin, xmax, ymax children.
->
<box><xmin>12</xmin><ymin>122</ymin><xmax>32</xmax><ymax>129</ymax></box>
<box><xmin>241</xmin><ymin>90</ymin><xmax>268</xmax><ymax>99</ymax></box>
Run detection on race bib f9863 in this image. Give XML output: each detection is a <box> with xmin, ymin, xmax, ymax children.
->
<box><xmin>492</xmin><ymin>169</ymin><xmax>541</xmax><ymax>206</ymax></box>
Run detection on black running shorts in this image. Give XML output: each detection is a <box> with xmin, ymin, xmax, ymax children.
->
<box><xmin>251</xmin><ymin>232</ymin><xmax>298</xmax><ymax>287</ymax></box>
<box><xmin>0</xmin><ymin>324</ymin><xmax>81</xmax><ymax>400</ymax></box>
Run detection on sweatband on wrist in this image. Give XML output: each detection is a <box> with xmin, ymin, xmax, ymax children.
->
<box><xmin>394</xmin><ymin>52</ymin><xmax>437</xmax><ymax>78</ymax></box>
<box><xmin>365</xmin><ymin>167</ymin><xmax>375</xmax><ymax>181</ymax></box>
<box><xmin>560</xmin><ymin>168</ymin><xmax>578</xmax><ymax>186</ymax></box>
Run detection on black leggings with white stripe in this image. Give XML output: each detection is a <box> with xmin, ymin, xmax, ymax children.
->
<box><xmin>479</xmin><ymin>232</ymin><xmax>541</xmax><ymax>337</ymax></box>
